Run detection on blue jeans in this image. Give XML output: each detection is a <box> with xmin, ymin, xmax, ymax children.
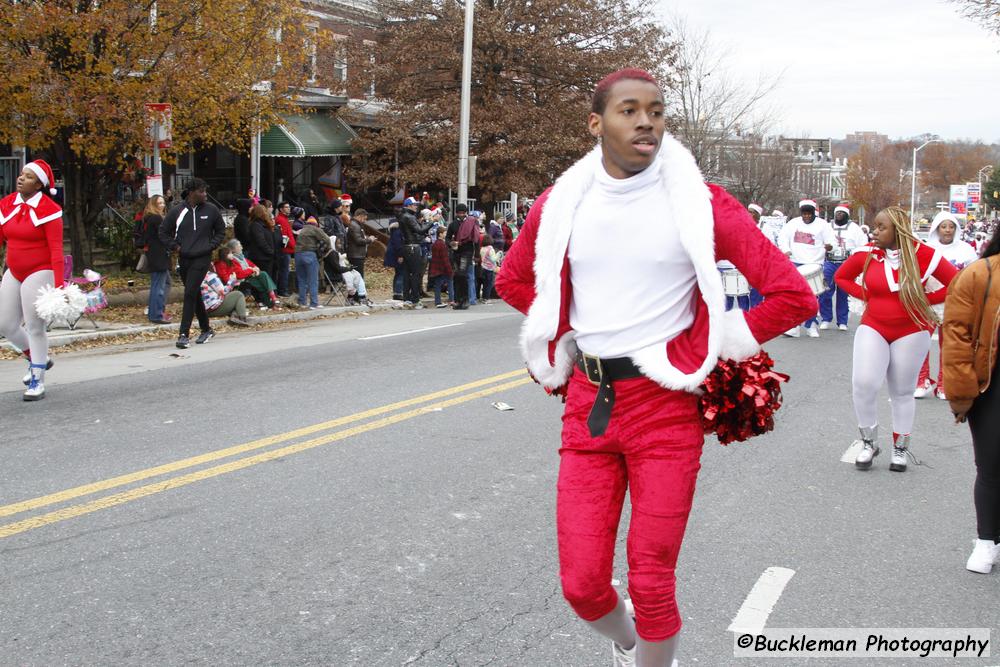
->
<box><xmin>276</xmin><ymin>253</ymin><xmax>291</xmax><ymax>296</ymax></box>
<box><xmin>431</xmin><ymin>275</ymin><xmax>454</xmax><ymax>305</ymax></box>
<box><xmin>148</xmin><ymin>270</ymin><xmax>171</xmax><ymax>321</ymax></box>
<box><xmin>481</xmin><ymin>269</ymin><xmax>495</xmax><ymax>300</ymax></box>
<box><xmin>465</xmin><ymin>260</ymin><xmax>477</xmax><ymax>305</ymax></box>
<box><xmin>392</xmin><ymin>263</ymin><xmax>405</xmax><ymax>297</ymax></box>
<box><xmin>295</xmin><ymin>251</ymin><xmax>319</xmax><ymax>307</ymax></box>
<box><xmin>819</xmin><ymin>260</ymin><xmax>849</xmax><ymax>326</ymax></box>
<box><xmin>792</xmin><ymin>262</ymin><xmax>819</xmax><ymax>328</ymax></box>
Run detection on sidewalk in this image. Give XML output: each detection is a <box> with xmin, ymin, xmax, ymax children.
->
<box><xmin>2</xmin><ymin>300</ymin><xmax>400</xmax><ymax>352</ymax></box>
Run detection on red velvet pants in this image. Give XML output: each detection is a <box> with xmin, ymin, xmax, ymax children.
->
<box><xmin>558</xmin><ymin>367</ymin><xmax>705</xmax><ymax>642</ymax></box>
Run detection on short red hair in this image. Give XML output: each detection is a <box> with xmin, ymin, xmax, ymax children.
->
<box><xmin>591</xmin><ymin>68</ymin><xmax>660</xmax><ymax>114</ymax></box>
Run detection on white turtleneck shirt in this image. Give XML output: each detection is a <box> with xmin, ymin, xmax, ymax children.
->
<box><xmin>568</xmin><ymin>156</ymin><xmax>698</xmax><ymax>358</ymax></box>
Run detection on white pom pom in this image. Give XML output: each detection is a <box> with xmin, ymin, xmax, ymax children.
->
<box><xmin>63</xmin><ymin>283</ymin><xmax>88</xmax><ymax>318</ymax></box>
<box><xmin>34</xmin><ymin>284</ymin><xmax>68</xmax><ymax>322</ymax></box>
<box><xmin>50</xmin><ymin>188</ymin><xmax>58</xmax><ymax>196</ymax></box>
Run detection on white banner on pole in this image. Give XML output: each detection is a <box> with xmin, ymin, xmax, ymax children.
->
<box><xmin>146</xmin><ymin>174</ymin><xmax>164</xmax><ymax>198</ymax></box>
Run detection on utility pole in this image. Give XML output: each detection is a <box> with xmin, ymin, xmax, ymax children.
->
<box><xmin>457</xmin><ymin>0</ymin><xmax>474</xmax><ymax>207</ymax></box>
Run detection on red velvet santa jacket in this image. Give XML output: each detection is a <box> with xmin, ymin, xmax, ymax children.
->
<box><xmin>496</xmin><ymin>139</ymin><xmax>817</xmax><ymax>393</ymax></box>
<box><xmin>0</xmin><ymin>191</ymin><xmax>64</xmax><ymax>287</ymax></box>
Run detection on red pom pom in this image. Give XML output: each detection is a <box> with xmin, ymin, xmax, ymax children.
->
<box><xmin>699</xmin><ymin>351</ymin><xmax>789</xmax><ymax>445</ymax></box>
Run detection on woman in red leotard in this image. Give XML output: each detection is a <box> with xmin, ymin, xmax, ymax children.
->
<box><xmin>834</xmin><ymin>207</ymin><xmax>958</xmax><ymax>472</ymax></box>
<box><xmin>0</xmin><ymin>159</ymin><xmax>63</xmax><ymax>401</ymax></box>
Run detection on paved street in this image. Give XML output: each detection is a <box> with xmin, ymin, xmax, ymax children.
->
<box><xmin>0</xmin><ymin>305</ymin><xmax>997</xmax><ymax>666</ymax></box>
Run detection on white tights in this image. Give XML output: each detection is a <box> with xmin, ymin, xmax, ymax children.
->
<box><xmin>852</xmin><ymin>325</ymin><xmax>930</xmax><ymax>435</ymax></box>
<box><xmin>0</xmin><ymin>269</ymin><xmax>53</xmax><ymax>365</ymax></box>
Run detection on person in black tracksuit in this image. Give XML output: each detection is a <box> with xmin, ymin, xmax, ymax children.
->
<box><xmin>159</xmin><ymin>179</ymin><xmax>226</xmax><ymax>348</ymax></box>
<box><xmin>398</xmin><ymin>197</ymin><xmax>433</xmax><ymax>307</ymax></box>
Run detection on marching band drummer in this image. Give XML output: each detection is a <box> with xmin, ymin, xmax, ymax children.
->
<box><xmin>834</xmin><ymin>207</ymin><xmax>958</xmax><ymax>472</ymax></box>
<box><xmin>717</xmin><ymin>202</ymin><xmax>767</xmax><ymax>311</ymax></box>
<box><xmin>819</xmin><ymin>205</ymin><xmax>868</xmax><ymax>332</ymax></box>
<box><xmin>779</xmin><ymin>199</ymin><xmax>834</xmax><ymax>338</ymax></box>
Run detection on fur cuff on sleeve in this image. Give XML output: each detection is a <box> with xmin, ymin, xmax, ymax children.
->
<box><xmin>718</xmin><ymin>308</ymin><xmax>761</xmax><ymax>361</ymax></box>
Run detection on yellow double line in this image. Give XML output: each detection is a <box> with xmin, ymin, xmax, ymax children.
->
<box><xmin>0</xmin><ymin>369</ymin><xmax>532</xmax><ymax>539</ymax></box>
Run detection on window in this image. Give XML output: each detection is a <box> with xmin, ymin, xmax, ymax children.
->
<box><xmin>332</xmin><ymin>34</ymin><xmax>348</xmax><ymax>85</ymax></box>
<box><xmin>305</xmin><ymin>24</ymin><xmax>318</xmax><ymax>83</ymax></box>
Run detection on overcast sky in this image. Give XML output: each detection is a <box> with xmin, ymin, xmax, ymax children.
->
<box><xmin>657</xmin><ymin>0</ymin><xmax>1000</xmax><ymax>143</ymax></box>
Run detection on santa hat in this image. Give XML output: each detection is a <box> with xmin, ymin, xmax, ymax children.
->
<box><xmin>834</xmin><ymin>205</ymin><xmax>850</xmax><ymax>216</ymax></box>
<box><xmin>747</xmin><ymin>203</ymin><xmax>763</xmax><ymax>215</ymax></box>
<box><xmin>798</xmin><ymin>199</ymin><xmax>817</xmax><ymax>211</ymax></box>
<box><xmin>772</xmin><ymin>209</ymin><xmax>784</xmax><ymax>217</ymax></box>
<box><xmin>339</xmin><ymin>193</ymin><xmax>353</xmax><ymax>209</ymax></box>
<box><xmin>25</xmin><ymin>160</ymin><xmax>57</xmax><ymax>196</ymax></box>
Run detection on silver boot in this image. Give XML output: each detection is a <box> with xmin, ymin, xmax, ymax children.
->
<box><xmin>855</xmin><ymin>425</ymin><xmax>879</xmax><ymax>469</ymax></box>
<box><xmin>890</xmin><ymin>434</ymin><xmax>911</xmax><ymax>472</ymax></box>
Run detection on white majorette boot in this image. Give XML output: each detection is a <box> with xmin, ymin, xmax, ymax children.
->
<box><xmin>22</xmin><ymin>358</ymin><xmax>53</xmax><ymax>386</ymax></box>
<box><xmin>966</xmin><ymin>539</ymin><xmax>1000</xmax><ymax>574</ymax></box>
<box><xmin>23</xmin><ymin>362</ymin><xmax>47</xmax><ymax>401</ymax></box>
<box><xmin>855</xmin><ymin>425</ymin><xmax>879</xmax><ymax>469</ymax></box>
<box><xmin>890</xmin><ymin>433</ymin><xmax>912</xmax><ymax>472</ymax></box>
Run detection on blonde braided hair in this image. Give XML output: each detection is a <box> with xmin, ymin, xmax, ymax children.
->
<box><xmin>860</xmin><ymin>207</ymin><xmax>939</xmax><ymax>327</ymax></box>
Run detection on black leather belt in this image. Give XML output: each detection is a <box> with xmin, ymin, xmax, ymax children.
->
<box><xmin>575</xmin><ymin>351</ymin><xmax>644</xmax><ymax>437</ymax></box>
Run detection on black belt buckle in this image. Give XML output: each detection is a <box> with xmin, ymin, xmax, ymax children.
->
<box><xmin>581</xmin><ymin>353</ymin><xmax>603</xmax><ymax>386</ymax></box>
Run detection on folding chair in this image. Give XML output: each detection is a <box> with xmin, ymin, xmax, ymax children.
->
<box><xmin>323</xmin><ymin>269</ymin><xmax>349</xmax><ymax>307</ymax></box>
<box><xmin>62</xmin><ymin>255</ymin><xmax>106</xmax><ymax>329</ymax></box>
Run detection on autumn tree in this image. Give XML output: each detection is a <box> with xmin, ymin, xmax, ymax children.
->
<box><xmin>0</xmin><ymin>0</ymin><xmax>318</xmax><ymax>267</ymax></box>
<box><xmin>983</xmin><ymin>165</ymin><xmax>1000</xmax><ymax>212</ymax></box>
<box><xmin>846</xmin><ymin>143</ymin><xmax>908</xmax><ymax>221</ymax></box>
<box><xmin>916</xmin><ymin>140</ymin><xmax>996</xmax><ymax>206</ymax></box>
<box><xmin>348</xmin><ymin>0</ymin><xmax>673</xmax><ymax>202</ymax></box>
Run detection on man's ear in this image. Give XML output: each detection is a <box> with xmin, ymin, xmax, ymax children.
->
<box><xmin>588</xmin><ymin>112</ymin><xmax>602</xmax><ymax>140</ymax></box>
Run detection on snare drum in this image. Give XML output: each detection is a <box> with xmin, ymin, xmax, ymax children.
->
<box><xmin>826</xmin><ymin>246</ymin><xmax>849</xmax><ymax>262</ymax></box>
<box><xmin>721</xmin><ymin>269</ymin><xmax>750</xmax><ymax>297</ymax></box>
<box><xmin>797</xmin><ymin>263</ymin><xmax>827</xmax><ymax>296</ymax></box>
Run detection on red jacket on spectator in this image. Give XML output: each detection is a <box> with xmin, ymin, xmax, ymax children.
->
<box><xmin>213</xmin><ymin>258</ymin><xmax>257</xmax><ymax>284</ymax></box>
<box><xmin>429</xmin><ymin>238</ymin><xmax>453</xmax><ymax>278</ymax></box>
<box><xmin>275</xmin><ymin>213</ymin><xmax>296</xmax><ymax>254</ymax></box>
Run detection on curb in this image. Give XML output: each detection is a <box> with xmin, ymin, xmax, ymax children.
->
<box><xmin>2</xmin><ymin>303</ymin><xmax>396</xmax><ymax>352</ymax></box>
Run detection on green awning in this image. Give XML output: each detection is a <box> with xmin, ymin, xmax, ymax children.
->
<box><xmin>260</xmin><ymin>113</ymin><xmax>357</xmax><ymax>157</ymax></box>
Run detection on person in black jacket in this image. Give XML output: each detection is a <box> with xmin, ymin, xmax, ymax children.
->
<box><xmin>399</xmin><ymin>197</ymin><xmax>432</xmax><ymax>307</ymax></box>
<box><xmin>158</xmin><ymin>178</ymin><xmax>226</xmax><ymax>348</ymax></box>
<box><xmin>245</xmin><ymin>204</ymin><xmax>277</xmax><ymax>281</ymax></box>
<box><xmin>346</xmin><ymin>208</ymin><xmax>376</xmax><ymax>277</ymax></box>
<box><xmin>233</xmin><ymin>198</ymin><xmax>252</xmax><ymax>248</ymax></box>
<box><xmin>141</xmin><ymin>195</ymin><xmax>172</xmax><ymax>324</ymax></box>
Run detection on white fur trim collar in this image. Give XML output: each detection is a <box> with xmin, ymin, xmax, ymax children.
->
<box><xmin>521</xmin><ymin>135</ymin><xmax>726</xmax><ymax>392</ymax></box>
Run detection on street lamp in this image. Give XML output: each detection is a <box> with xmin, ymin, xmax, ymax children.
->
<box><xmin>910</xmin><ymin>138</ymin><xmax>941</xmax><ymax>224</ymax></box>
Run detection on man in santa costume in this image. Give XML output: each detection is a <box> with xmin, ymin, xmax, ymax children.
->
<box><xmin>0</xmin><ymin>159</ymin><xmax>63</xmax><ymax>400</ymax></box>
<box><xmin>496</xmin><ymin>69</ymin><xmax>815</xmax><ymax>667</ymax></box>
<box><xmin>819</xmin><ymin>205</ymin><xmax>868</xmax><ymax>331</ymax></box>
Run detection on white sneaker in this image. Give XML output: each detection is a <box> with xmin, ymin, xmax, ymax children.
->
<box><xmin>612</xmin><ymin>640</ymin><xmax>637</xmax><ymax>667</ymax></box>
<box><xmin>783</xmin><ymin>327</ymin><xmax>800</xmax><ymax>338</ymax></box>
<box><xmin>913</xmin><ymin>379</ymin><xmax>934</xmax><ymax>399</ymax></box>
<box><xmin>805</xmin><ymin>324</ymin><xmax>820</xmax><ymax>338</ymax></box>
<box><xmin>966</xmin><ymin>539</ymin><xmax>1000</xmax><ymax>574</ymax></box>
<box><xmin>838</xmin><ymin>324</ymin><xmax>849</xmax><ymax>331</ymax></box>
<box><xmin>819</xmin><ymin>321</ymin><xmax>831</xmax><ymax>330</ymax></box>
<box><xmin>936</xmin><ymin>388</ymin><xmax>947</xmax><ymax>400</ymax></box>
